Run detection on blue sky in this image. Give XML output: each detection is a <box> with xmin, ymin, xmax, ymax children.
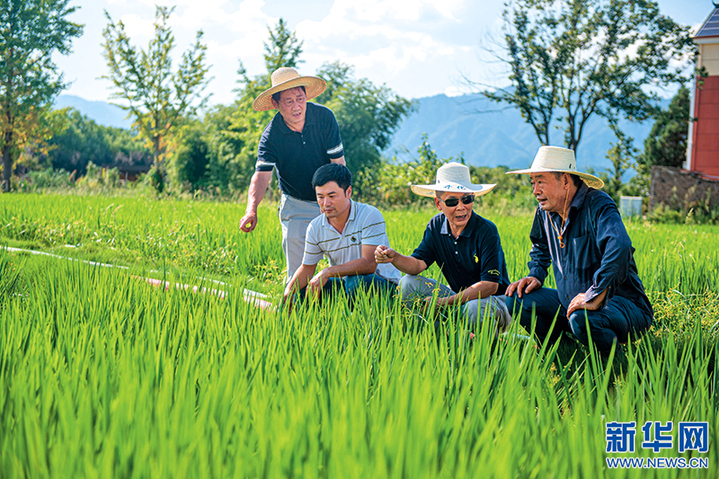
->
<box><xmin>54</xmin><ymin>0</ymin><xmax>713</xmax><ymax>105</ymax></box>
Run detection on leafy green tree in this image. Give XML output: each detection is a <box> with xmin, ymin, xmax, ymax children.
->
<box><xmin>262</xmin><ymin>18</ymin><xmax>303</xmax><ymax>72</ymax></box>
<box><xmin>101</xmin><ymin>5</ymin><xmax>211</xmax><ymax>185</ymax></box>
<box><xmin>168</xmin><ymin>119</ymin><xmax>209</xmax><ymax>189</ymax></box>
<box><xmin>315</xmin><ymin>61</ymin><xmax>412</xmax><ymax>197</ymax></box>
<box><xmin>47</xmin><ymin>109</ymin><xmax>113</xmax><ymax>172</ymax></box>
<box><xmin>481</xmin><ymin>0</ymin><xmax>694</xmax><ymax>157</ymax></box>
<box><xmin>0</xmin><ymin>0</ymin><xmax>83</xmax><ymax>191</ymax></box>
<box><xmin>622</xmin><ymin>86</ymin><xmax>691</xmax><ymax>198</ymax></box>
<box><xmin>47</xmin><ymin>109</ymin><xmax>150</xmax><ymax>174</ymax></box>
<box><xmin>638</xmin><ymin>86</ymin><xmax>691</xmax><ymax>169</ymax></box>
<box><xmin>599</xmin><ymin>126</ymin><xmax>638</xmax><ymax>202</ymax></box>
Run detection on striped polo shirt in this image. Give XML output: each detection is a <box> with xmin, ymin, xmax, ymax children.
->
<box><xmin>303</xmin><ymin>200</ymin><xmax>401</xmax><ymax>284</ymax></box>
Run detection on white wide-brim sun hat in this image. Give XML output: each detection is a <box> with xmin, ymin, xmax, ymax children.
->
<box><xmin>411</xmin><ymin>162</ymin><xmax>496</xmax><ymax>197</ymax></box>
<box><xmin>252</xmin><ymin>67</ymin><xmax>327</xmax><ymax>112</ymax></box>
<box><xmin>507</xmin><ymin>146</ymin><xmax>604</xmax><ymax>188</ymax></box>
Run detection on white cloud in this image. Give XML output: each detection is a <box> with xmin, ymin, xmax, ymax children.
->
<box><xmin>57</xmin><ymin>0</ymin><xmax>706</xmax><ymax>105</ymax></box>
<box><xmin>116</xmin><ymin>13</ymin><xmax>155</xmax><ymax>40</ymax></box>
<box><xmin>294</xmin><ymin>0</ymin><xmax>471</xmax><ymax>83</ymax></box>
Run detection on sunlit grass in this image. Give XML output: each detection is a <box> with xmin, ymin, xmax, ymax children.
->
<box><xmin>0</xmin><ymin>193</ymin><xmax>717</xmax><ymax>478</ymax></box>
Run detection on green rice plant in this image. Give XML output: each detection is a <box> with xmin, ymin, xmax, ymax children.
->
<box><xmin>0</xmin><ymin>252</ymin><xmax>716</xmax><ymax>478</ymax></box>
<box><xmin>0</xmin><ymin>193</ymin><xmax>717</xmax><ymax>478</ymax></box>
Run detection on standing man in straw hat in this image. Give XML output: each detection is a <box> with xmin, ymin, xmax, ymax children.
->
<box><xmin>505</xmin><ymin>146</ymin><xmax>653</xmax><ymax>356</ymax></box>
<box><xmin>240</xmin><ymin>67</ymin><xmax>345</xmax><ymax>281</ymax></box>
<box><xmin>375</xmin><ymin>162</ymin><xmax>512</xmax><ymax>330</ymax></box>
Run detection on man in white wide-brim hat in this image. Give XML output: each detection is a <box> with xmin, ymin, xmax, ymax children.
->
<box><xmin>375</xmin><ymin>162</ymin><xmax>512</xmax><ymax>331</ymax></box>
<box><xmin>505</xmin><ymin>145</ymin><xmax>653</xmax><ymax>356</ymax></box>
<box><xmin>239</xmin><ymin>67</ymin><xmax>345</xmax><ymax>282</ymax></box>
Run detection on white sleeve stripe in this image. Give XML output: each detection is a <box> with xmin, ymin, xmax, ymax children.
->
<box><xmin>327</xmin><ymin>143</ymin><xmax>343</xmax><ymax>155</ymax></box>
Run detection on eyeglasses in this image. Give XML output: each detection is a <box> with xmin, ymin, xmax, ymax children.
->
<box><xmin>440</xmin><ymin>195</ymin><xmax>474</xmax><ymax>207</ymax></box>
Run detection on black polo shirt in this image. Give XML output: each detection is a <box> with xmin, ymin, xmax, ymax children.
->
<box><xmin>411</xmin><ymin>211</ymin><xmax>510</xmax><ymax>295</ymax></box>
<box><xmin>256</xmin><ymin>102</ymin><xmax>344</xmax><ymax>201</ymax></box>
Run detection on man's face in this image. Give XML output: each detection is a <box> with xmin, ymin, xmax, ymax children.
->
<box><xmin>273</xmin><ymin>87</ymin><xmax>307</xmax><ymax>130</ymax></box>
<box><xmin>434</xmin><ymin>192</ymin><xmax>474</xmax><ymax>230</ymax></box>
<box><xmin>316</xmin><ymin>181</ymin><xmax>351</xmax><ymax>220</ymax></box>
<box><xmin>530</xmin><ymin>172</ymin><xmax>567</xmax><ymax>214</ymax></box>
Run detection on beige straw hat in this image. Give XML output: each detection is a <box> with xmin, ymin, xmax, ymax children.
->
<box><xmin>507</xmin><ymin>146</ymin><xmax>604</xmax><ymax>188</ymax></box>
<box><xmin>411</xmin><ymin>162</ymin><xmax>496</xmax><ymax>197</ymax></box>
<box><xmin>252</xmin><ymin>67</ymin><xmax>327</xmax><ymax>112</ymax></box>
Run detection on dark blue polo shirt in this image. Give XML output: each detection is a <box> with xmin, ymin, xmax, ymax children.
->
<box><xmin>528</xmin><ymin>183</ymin><xmax>653</xmax><ymax>315</ymax></box>
<box><xmin>411</xmin><ymin>211</ymin><xmax>510</xmax><ymax>295</ymax></box>
<box><xmin>256</xmin><ymin>102</ymin><xmax>344</xmax><ymax>201</ymax></box>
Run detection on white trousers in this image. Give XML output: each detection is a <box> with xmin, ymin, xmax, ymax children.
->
<box><xmin>278</xmin><ymin>194</ymin><xmax>321</xmax><ymax>282</ymax></box>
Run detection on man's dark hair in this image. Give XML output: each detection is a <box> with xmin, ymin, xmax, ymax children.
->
<box><xmin>553</xmin><ymin>171</ymin><xmax>583</xmax><ymax>188</ymax></box>
<box><xmin>272</xmin><ymin>85</ymin><xmax>307</xmax><ymax>104</ymax></box>
<box><xmin>312</xmin><ymin>163</ymin><xmax>352</xmax><ymax>192</ymax></box>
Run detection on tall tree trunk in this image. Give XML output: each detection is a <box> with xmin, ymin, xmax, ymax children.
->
<box><xmin>2</xmin><ymin>130</ymin><xmax>13</xmax><ymax>192</ymax></box>
<box><xmin>152</xmin><ymin>136</ymin><xmax>160</xmax><ymax>166</ymax></box>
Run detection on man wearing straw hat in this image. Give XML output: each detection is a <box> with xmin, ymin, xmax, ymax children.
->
<box><xmin>240</xmin><ymin>67</ymin><xmax>345</xmax><ymax>281</ymax></box>
<box><xmin>505</xmin><ymin>146</ymin><xmax>653</xmax><ymax>356</ymax></box>
<box><xmin>375</xmin><ymin>162</ymin><xmax>512</xmax><ymax>330</ymax></box>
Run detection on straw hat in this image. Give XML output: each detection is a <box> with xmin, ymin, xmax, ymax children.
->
<box><xmin>252</xmin><ymin>67</ymin><xmax>327</xmax><ymax>112</ymax></box>
<box><xmin>506</xmin><ymin>146</ymin><xmax>604</xmax><ymax>188</ymax></box>
<box><xmin>411</xmin><ymin>162</ymin><xmax>496</xmax><ymax>197</ymax></box>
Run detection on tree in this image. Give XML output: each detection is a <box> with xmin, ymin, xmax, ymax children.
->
<box><xmin>481</xmin><ymin>0</ymin><xmax>695</xmax><ymax>158</ymax></box>
<box><xmin>168</xmin><ymin>118</ymin><xmax>209</xmax><ymax>189</ymax></box>
<box><xmin>101</xmin><ymin>5</ymin><xmax>210</xmax><ymax>188</ymax></box>
<box><xmin>600</xmin><ymin>126</ymin><xmax>638</xmax><ymax>202</ymax></box>
<box><xmin>638</xmin><ymin>86</ymin><xmax>691</xmax><ymax>169</ymax></box>
<box><xmin>47</xmin><ymin>109</ymin><xmax>113</xmax><ymax>172</ymax></box>
<box><xmin>0</xmin><ymin>0</ymin><xmax>83</xmax><ymax>191</ymax></box>
<box><xmin>46</xmin><ymin>108</ymin><xmax>150</xmax><ymax>175</ymax></box>
<box><xmin>262</xmin><ymin>18</ymin><xmax>303</xmax><ymax>73</ymax></box>
<box><xmin>315</xmin><ymin>61</ymin><xmax>412</xmax><ymax>197</ymax></box>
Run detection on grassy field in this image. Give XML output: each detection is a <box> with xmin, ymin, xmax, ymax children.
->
<box><xmin>1</xmin><ymin>193</ymin><xmax>718</xmax><ymax>478</ymax></box>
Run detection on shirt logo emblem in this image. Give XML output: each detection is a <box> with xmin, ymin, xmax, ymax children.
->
<box><xmin>488</xmin><ymin>269</ymin><xmax>500</xmax><ymax>276</ymax></box>
<box><xmin>474</xmin><ymin>254</ymin><xmax>479</xmax><ymax>263</ymax></box>
<box><xmin>351</xmin><ymin>236</ymin><xmax>357</xmax><ymax>242</ymax></box>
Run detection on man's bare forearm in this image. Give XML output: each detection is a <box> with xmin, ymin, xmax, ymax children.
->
<box><xmin>391</xmin><ymin>253</ymin><xmax>426</xmax><ymax>276</ymax></box>
<box><xmin>444</xmin><ymin>281</ymin><xmax>499</xmax><ymax>306</ymax></box>
<box><xmin>284</xmin><ymin>264</ymin><xmax>317</xmax><ymax>298</ymax></box>
<box><xmin>245</xmin><ymin>171</ymin><xmax>272</xmax><ymax>213</ymax></box>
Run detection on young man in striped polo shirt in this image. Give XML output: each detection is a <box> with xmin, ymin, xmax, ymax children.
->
<box><xmin>283</xmin><ymin>164</ymin><xmax>400</xmax><ymax>306</ymax></box>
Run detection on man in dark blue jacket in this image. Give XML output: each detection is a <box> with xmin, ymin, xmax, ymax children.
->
<box><xmin>505</xmin><ymin>146</ymin><xmax>653</xmax><ymax>355</ymax></box>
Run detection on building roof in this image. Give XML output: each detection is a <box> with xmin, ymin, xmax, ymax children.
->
<box><xmin>694</xmin><ymin>5</ymin><xmax>719</xmax><ymax>39</ymax></box>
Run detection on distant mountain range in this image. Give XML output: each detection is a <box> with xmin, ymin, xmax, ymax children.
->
<box><xmin>57</xmin><ymin>93</ymin><xmax>663</xmax><ymax>173</ymax></box>
<box><xmin>55</xmin><ymin>95</ymin><xmax>132</xmax><ymax>130</ymax></box>
<box><xmin>387</xmin><ymin>93</ymin><xmax>664</xmax><ymax>173</ymax></box>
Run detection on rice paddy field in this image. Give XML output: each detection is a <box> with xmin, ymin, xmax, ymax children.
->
<box><xmin>1</xmin><ymin>192</ymin><xmax>718</xmax><ymax>478</ymax></box>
